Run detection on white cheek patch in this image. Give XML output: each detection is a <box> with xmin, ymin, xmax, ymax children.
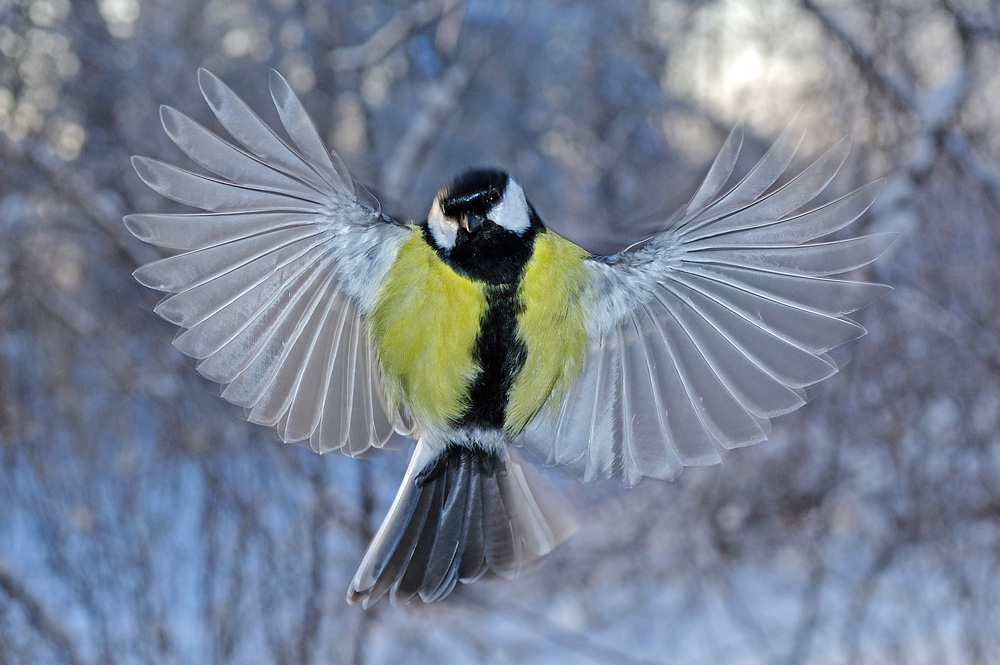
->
<box><xmin>490</xmin><ymin>178</ymin><xmax>531</xmax><ymax>234</ymax></box>
<box><xmin>428</xmin><ymin>198</ymin><xmax>458</xmax><ymax>250</ymax></box>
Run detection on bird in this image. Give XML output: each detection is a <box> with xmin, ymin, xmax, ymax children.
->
<box><xmin>125</xmin><ymin>69</ymin><xmax>895</xmax><ymax>608</ymax></box>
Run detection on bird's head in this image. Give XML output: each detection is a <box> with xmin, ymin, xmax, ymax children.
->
<box><xmin>426</xmin><ymin>169</ymin><xmax>535</xmax><ymax>254</ymax></box>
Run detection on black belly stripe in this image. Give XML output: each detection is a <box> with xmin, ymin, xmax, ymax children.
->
<box><xmin>425</xmin><ymin>218</ymin><xmax>542</xmax><ymax>431</ymax></box>
<box><xmin>455</xmin><ymin>283</ymin><xmax>527</xmax><ymax>429</ymax></box>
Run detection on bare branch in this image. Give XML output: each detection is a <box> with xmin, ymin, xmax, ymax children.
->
<box><xmin>797</xmin><ymin>0</ymin><xmax>918</xmax><ymax>109</ymax></box>
<box><xmin>0</xmin><ymin>134</ymin><xmax>157</xmax><ymax>268</ymax></box>
<box><xmin>0</xmin><ymin>565</ymin><xmax>87</xmax><ymax>665</ymax></box>
<box><xmin>380</xmin><ymin>60</ymin><xmax>476</xmax><ymax>204</ymax></box>
<box><xmin>328</xmin><ymin>0</ymin><xmax>461</xmax><ymax>71</ymax></box>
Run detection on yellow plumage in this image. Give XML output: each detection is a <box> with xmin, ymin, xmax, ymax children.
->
<box><xmin>370</xmin><ymin>227</ymin><xmax>487</xmax><ymax>427</ymax></box>
<box><xmin>505</xmin><ymin>230</ymin><xmax>590</xmax><ymax>433</ymax></box>
<box><xmin>371</xmin><ymin>226</ymin><xmax>590</xmax><ymax>437</ymax></box>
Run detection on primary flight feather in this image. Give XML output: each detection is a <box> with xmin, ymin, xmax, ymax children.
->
<box><xmin>126</xmin><ymin>69</ymin><xmax>893</xmax><ymax>607</ymax></box>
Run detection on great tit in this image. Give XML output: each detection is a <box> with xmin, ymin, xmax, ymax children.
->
<box><xmin>125</xmin><ymin>70</ymin><xmax>894</xmax><ymax>608</ymax></box>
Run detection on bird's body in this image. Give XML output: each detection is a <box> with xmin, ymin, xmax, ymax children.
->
<box><xmin>372</xmin><ymin>214</ymin><xmax>589</xmax><ymax>441</ymax></box>
<box><xmin>352</xmin><ymin>172</ymin><xmax>591</xmax><ymax>604</ymax></box>
<box><xmin>127</xmin><ymin>70</ymin><xmax>894</xmax><ymax>608</ymax></box>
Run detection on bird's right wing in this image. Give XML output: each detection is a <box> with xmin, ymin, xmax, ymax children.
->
<box><xmin>126</xmin><ymin>69</ymin><xmax>412</xmax><ymax>456</ymax></box>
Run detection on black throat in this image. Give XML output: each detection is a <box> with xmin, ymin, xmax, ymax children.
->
<box><xmin>422</xmin><ymin>222</ymin><xmax>542</xmax><ymax>431</ymax></box>
<box><xmin>424</xmin><ymin>219</ymin><xmax>539</xmax><ymax>283</ymax></box>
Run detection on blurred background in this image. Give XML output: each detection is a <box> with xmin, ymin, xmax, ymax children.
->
<box><xmin>1</xmin><ymin>0</ymin><xmax>999</xmax><ymax>663</ymax></box>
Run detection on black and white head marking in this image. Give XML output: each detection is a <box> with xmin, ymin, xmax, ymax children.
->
<box><xmin>489</xmin><ymin>177</ymin><xmax>530</xmax><ymax>234</ymax></box>
<box><xmin>427</xmin><ymin>196</ymin><xmax>458</xmax><ymax>250</ymax></box>
<box><xmin>426</xmin><ymin>169</ymin><xmax>532</xmax><ymax>252</ymax></box>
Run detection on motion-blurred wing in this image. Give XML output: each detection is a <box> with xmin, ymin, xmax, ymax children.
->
<box><xmin>520</xmin><ymin>115</ymin><xmax>895</xmax><ymax>486</ymax></box>
<box><xmin>126</xmin><ymin>69</ymin><xmax>411</xmax><ymax>456</ymax></box>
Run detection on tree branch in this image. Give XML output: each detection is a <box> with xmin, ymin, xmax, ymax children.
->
<box><xmin>0</xmin><ymin>565</ymin><xmax>88</xmax><ymax>665</ymax></box>
<box><xmin>328</xmin><ymin>0</ymin><xmax>461</xmax><ymax>71</ymax></box>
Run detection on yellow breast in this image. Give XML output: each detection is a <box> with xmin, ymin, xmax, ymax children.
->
<box><xmin>370</xmin><ymin>226</ymin><xmax>591</xmax><ymax>436</ymax></box>
<box><xmin>505</xmin><ymin>230</ymin><xmax>590</xmax><ymax>433</ymax></box>
<box><xmin>369</xmin><ymin>227</ymin><xmax>487</xmax><ymax>427</ymax></box>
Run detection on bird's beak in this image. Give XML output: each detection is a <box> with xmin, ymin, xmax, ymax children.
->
<box><xmin>461</xmin><ymin>212</ymin><xmax>485</xmax><ymax>234</ymax></box>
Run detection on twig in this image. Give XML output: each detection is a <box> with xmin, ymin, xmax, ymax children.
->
<box><xmin>0</xmin><ymin>133</ymin><xmax>157</xmax><ymax>268</ymax></box>
<box><xmin>0</xmin><ymin>564</ymin><xmax>88</xmax><ymax>665</ymax></box>
<box><xmin>797</xmin><ymin>0</ymin><xmax>917</xmax><ymax>109</ymax></box>
<box><xmin>943</xmin><ymin>130</ymin><xmax>1000</xmax><ymax>210</ymax></box>
<box><xmin>441</xmin><ymin>594</ymin><xmax>670</xmax><ymax>665</ymax></box>
<box><xmin>799</xmin><ymin>0</ymin><xmax>1000</xmax><ymax>216</ymax></box>
<box><xmin>380</xmin><ymin>60</ymin><xmax>477</xmax><ymax>205</ymax></box>
<box><xmin>329</xmin><ymin>0</ymin><xmax>461</xmax><ymax>72</ymax></box>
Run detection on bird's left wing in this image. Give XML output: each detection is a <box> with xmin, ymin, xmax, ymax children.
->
<box><xmin>126</xmin><ymin>69</ymin><xmax>412</xmax><ymax>456</ymax></box>
<box><xmin>518</xmin><ymin>116</ymin><xmax>895</xmax><ymax>486</ymax></box>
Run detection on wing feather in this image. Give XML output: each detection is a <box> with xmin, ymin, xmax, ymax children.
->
<box><xmin>667</xmin><ymin>276</ymin><xmax>839</xmax><ymax>388</ymax></box>
<box><xmin>124</xmin><ymin>211</ymin><xmax>314</xmax><ymax>251</ymax></box>
<box><xmin>246</xmin><ymin>279</ymin><xmax>345</xmax><ymax>426</ymax></box>
<box><xmin>279</xmin><ymin>291</ymin><xmax>350</xmax><ymax>442</ymax></box>
<box><xmin>686</xmin><ymin>179</ymin><xmax>884</xmax><ymax>248</ymax></box>
<box><xmin>172</xmin><ymin>244</ymin><xmax>332</xmax><ymax>359</ymax></box>
<box><xmin>520</xmin><ymin>119</ymin><xmax>894</xmax><ymax>484</ymax></box>
<box><xmin>673</xmin><ymin>268</ymin><xmax>867</xmax><ymax>353</ymax></box>
<box><xmin>159</xmin><ymin>105</ymin><xmax>322</xmax><ymax>200</ymax></box>
<box><xmin>197</xmin><ymin>69</ymin><xmax>336</xmax><ymax>193</ymax></box>
<box><xmin>689</xmin><ymin>263</ymin><xmax>891</xmax><ymax>315</ymax></box>
<box><xmin>134</xmin><ymin>225</ymin><xmax>321</xmax><ymax>294</ymax></box>
<box><xmin>684</xmin><ymin>135</ymin><xmax>851</xmax><ymax>241</ymax></box>
<box><xmin>152</xmin><ymin>232</ymin><xmax>327</xmax><ymax>327</ymax></box>
<box><xmin>224</xmin><ymin>273</ymin><xmax>339</xmax><ymax>410</ymax></box>
<box><xmin>684</xmin><ymin>122</ymin><xmax>744</xmax><ymax>215</ymax></box>
<box><xmin>268</xmin><ymin>69</ymin><xmax>354</xmax><ymax>193</ymax></box>
<box><xmin>127</xmin><ymin>70</ymin><xmax>408</xmax><ymax>456</ymax></box>
<box><xmin>684</xmin><ymin>234</ymin><xmax>897</xmax><ymax>276</ymax></box>
<box><xmin>656</xmin><ymin>287</ymin><xmax>808</xmax><ymax>418</ymax></box>
<box><xmin>681</xmin><ymin>111</ymin><xmax>807</xmax><ymax>235</ymax></box>
<box><xmin>647</xmin><ymin>294</ymin><xmax>770</xmax><ymax>448</ymax></box>
<box><xmin>131</xmin><ymin>157</ymin><xmax>320</xmax><ymax>213</ymax></box>
<box><xmin>195</xmin><ymin>257</ymin><xmax>332</xmax><ymax>382</ymax></box>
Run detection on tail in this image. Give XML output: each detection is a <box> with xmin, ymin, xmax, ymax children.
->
<box><xmin>347</xmin><ymin>440</ymin><xmax>576</xmax><ymax>608</ymax></box>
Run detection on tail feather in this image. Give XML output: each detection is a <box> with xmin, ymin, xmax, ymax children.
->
<box><xmin>456</xmin><ymin>467</ymin><xmax>488</xmax><ymax>583</ymax></box>
<box><xmin>347</xmin><ymin>440</ymin><xmax>575</xmax><ymax>608</ymax></box>
<box><xmin>415</xmin><ymin>457</ymin><xmax>474</xmax><ymax>601</ymax></box>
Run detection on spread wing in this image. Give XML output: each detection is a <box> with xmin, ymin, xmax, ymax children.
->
<box><xmin>125</xmin><ymin>69</ymin><xmax>412</xmax><ymax>456</ymax></box>
<box><xmin>519</xmin><ymin>114</ymin><xmax>895</xmax><ymax>486</ymax></box>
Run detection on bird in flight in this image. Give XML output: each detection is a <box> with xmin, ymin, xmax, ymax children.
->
<box><xmin>126</xmin><ymin>69</ymin><xmax>894</xmax><ymax>608</ymax></box>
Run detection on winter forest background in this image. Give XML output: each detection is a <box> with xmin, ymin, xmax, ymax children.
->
<box><xmin>2</xmin><ymin>0</ymin><xmax>1000</xmax><ymax>663</ymax></box>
